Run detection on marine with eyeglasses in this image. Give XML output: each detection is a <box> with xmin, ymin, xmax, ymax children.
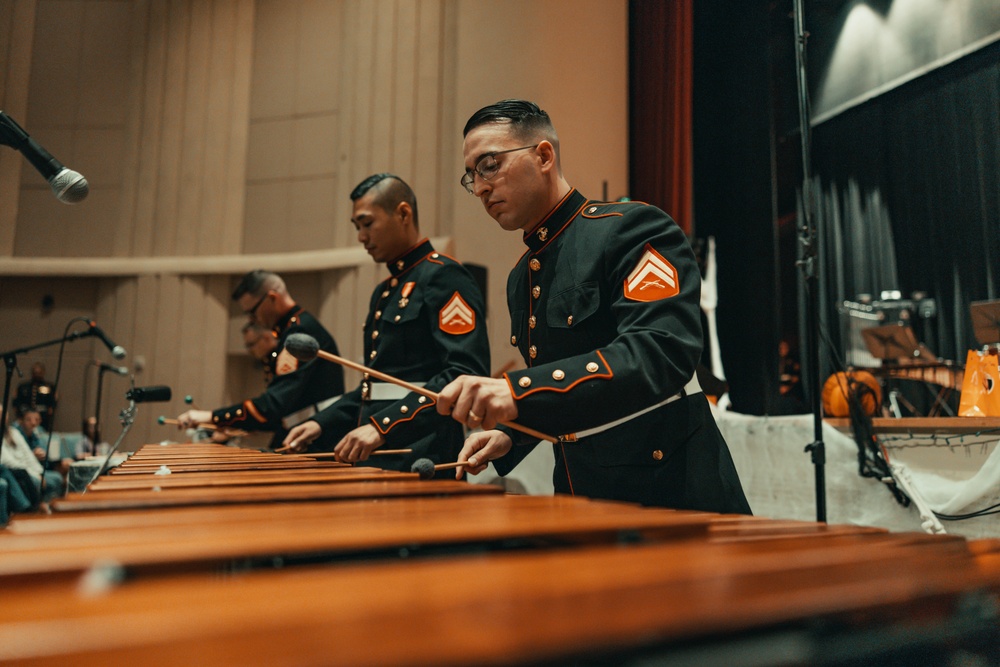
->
<box><xmin>176</xmin><ymin>270</ymin><xmax>345</xmax><ymax>448</ymax></box>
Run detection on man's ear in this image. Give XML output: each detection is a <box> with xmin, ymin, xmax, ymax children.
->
<box><xmin>396</xmin><ymin>201</ymin><xmax>414</xmax><ymax>226</ymax></box>
<box><xmin>537</xmin><ymin>140</ymin><xmax>557</xmax><ymax>174</ymax></box>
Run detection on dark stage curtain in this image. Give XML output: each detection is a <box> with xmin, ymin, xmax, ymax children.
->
<box><xmin>628</xmin><ymin>0</ymin><xmax>693</xmax><ymax>233</ymax></box>
<box><xmin>810</xmin><ymin>42</ymin><xmax>1000</xmax><ymax>370</ymax></box>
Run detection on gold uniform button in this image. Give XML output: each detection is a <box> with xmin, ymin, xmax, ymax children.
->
<box><xmin>529</xmin><ymin>345</ymin><xmax>537</xmax><ymax>359</ymax></box>
<box><xmin>652</xmin><ymin>450</ymin><xmax>664</xmax><ymax>461</ymax></box>
<box><xmin>588</xmin><ymin>206</ymin><xmax>598</xmax><ymax>214</ymax></box>
<box><xmin>224</xmin><ymin>412</ymin><xmax>231</xmax><ymax>419</ymax></box>
<box><xmin>537</xmin><ymin>227</ymin><xmax>548</xmax><ymax>241</ymax></box>
<box><xmin>552</xmin><ymin>370</ymin><xmax>565</xmax><ymax>381</ymax></box>
<box><xmin>431</xmin><ymin>253</ymin><xmax>439</xmax><ymax>258</ymax></box>
<box><xmin>381</xmin><ymin>290</ymin><xmax>390</xmax><ymax>298</ymax></box>
<box><xmin>371</xmin><ymin>331</ymin><xmax>379</xmax><ymax>339</ymax></box>
<box><xmin>370</xmin><ymin>350</ymin><xmax>377</xmax><ymax>360</ymax></box>
<box><xmin>390</xmin><ymin>278</ymin><xmax>399</xmax><ymax>287</ymax></box>
<box><xmin>532</xmin><ymin>286</ymin><xmax>541</xmax><ymax>299</ymax></box>
<box><xmin>529</xmin><ymin>258</ymin><xmax>541</xmax><ymax>271</ymax></box>
<box><xmin>396</xmin><ymin>260</ymin><xmax>405</xmax><ymax>270</ymax></box>
<box><xmin>375</xmin><ymin>310</ymin><xmax>381</xmax><ymax>319</ymax></box>
<box><xmin>418</xmin><ymin>396</ymin><xmax>427</xmax><ymax>404</ymax></box>
<box><xmin>400</xmin><ymin>405</ymin><xmax>409</xmax><ymax>414</ymax></box>
<box><xmin>518</xmin><ymin>376</ymin><xmax>532</xmax><ymax>388</ymax></box>
<box><xmin>528</xmin><ymin>315</ymin><xmax>536</xmax><ymax>329</ymax></box>
<box><xmin>567</xmin><ymin>315</ymin><xmax>574</xmax><ymax>326</ymax></box>
<box><xmin>382</xmin><ymin>417</ymin><xmax>391</xmax><ymax>425</ymax></box>
<box><xmin>586</xmin><ymin>362</ymin><xmax>599</xmax><ymax>373</ymax></box>
<box><xmin>394</xmin><ymin>315</ymin><xmax>401</xmax><ymax>322</ymax></box>
<box><xmin>363</xmin><ymin>373</ymin><xmax>370</xmax><ymax>380</ymax></box>
<box><xmin>511</xmin><ymin>335</ymin><xmax>518</xmax><ymax>345</ymax></box>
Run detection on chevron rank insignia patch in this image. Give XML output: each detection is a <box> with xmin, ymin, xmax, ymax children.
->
<box><xmin>439</xmin><ymin>292</ymin><xmax>475</xmax><ymax>335</ymax></box>
<box><xmin>275</xmin><ymin>348</ymin><xmax>300</xmax><ymax>376</ymax></box>
<box><xmin>624</xmin><ymin>245</ymin><xmax>680</xmax><ymax>302</ymax></box>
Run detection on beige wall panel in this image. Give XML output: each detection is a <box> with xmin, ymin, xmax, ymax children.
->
<box><xmin>75</xmin><ymin>127</ymin><xmax>127</xmax><ymax>189</ymax></box>
<box><xmin>121</xmin><ymin>0</ymin><xmax>165</xmax><ymax>259</ymax></box>
<box><xmin>77</xmin><ymin>2</ymin><xmax>132</xmax><ymax>127</ymax></box>
<box><xmin>249</xmin><ymin>0</ymin><xmax>297</xmax><ymax>119</ymax></box>
<box><xmin>289</xmin><ymin>177</ymin><xmax>340</xmax><ymax>248</ymax></box>
<box><xmin>0</xmin><ymin>0</ymin><xmax>36</xmax><ymax>252</ymax></box>
<box><xmin>247</xmin><ymin>118</ymin><xmax>294</xmax><ymax>181</ymax></box>
<box><xmin>414</xmin><ymin>0</ymin><xmax>452</xmax><ymax>240</ymax></box>
<box><xmin>173</xmin><ymin>0</ymin><xmax>213</xmax><ymax>259</ymax></box>
<box><xmin>13</xmin><ymin>188</ymin><xmax>120</xmax><ymax>257</ymax></box>
<box><xmin>296</xmin><ymin>0</ymin><xmax>341</xmax><ymax>113</ymax></box>
<box><xmin>149</xmin><ymin>0</ymin><xmax>190</xmax><ymax>258</ymax></box>
<box><xmin>25</xmin><ymin>0</ymin><xmax>84</xmax><ymax>127</ymax></box>
<box><xmin>220</xmin><ymin>0</ymin><xmax>254</xmax><ymax>253</ymax></box>
<box><xmin>243</xmin><ymin>180</ymin><xmax>290</xmax><ymax>253</ymax></box>
<box><xmin>391</xmin><ymin>0</ymin><xmax>417</xmax><ymax>174</ymax></box>
<box><xmin>293</xmin><ymin>113</ymin><xmax>337</xmax><ymax>178</ymax></box>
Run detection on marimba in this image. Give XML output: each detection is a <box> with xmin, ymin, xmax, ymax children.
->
<box><xmin>1</xmin><ymin>442</ymin><xmax>998</xmax><ymax>666</ymax></box>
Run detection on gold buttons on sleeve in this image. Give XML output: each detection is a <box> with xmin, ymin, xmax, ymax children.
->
<box><xmin>382</xmin><ymin>417</ymin><xmax>391</xmax><ymax>425</ymax></box>
<box><xmin>418</xmin><ymin>396</ymin><xmax>427</xmax><ymax>404</ymax></box>
<box><xmin>567</xmin><ymin>315</ymin><xmax>574</xmax><ymax>326</ymax></box>
<box><xmin>529</xmin><ymin>345</ymin><xmax>537</xmax><ymax>359</ymax></box>
<box><xmin>529</xmin><ymin>258</ymin><xmax>541</xmax><ymax>271</ymax></box>
<box><xmin>400</xmin><ymin>406</ymin><xmax>409</xmax><ymax>414</ymax></box>
<box><xmin>532</xmin><ymin>286</ymin><xmax>541</xmax><ymax>299</ymax></box>
<box><xmin>652</xmin><ymin>450</ymin><xmax>664</xmax><ymax>461</ymax></box>
<box><xmin>528</xmin><ymin>315</ymin><xmax>536</xmax><ymax>329</ymax></box>
<box><xmin>518</xmin><ymin>376</ymin><xmax>532</xmax><ymax>388</ymax></box>
<box><xmin>510</xmin><ymin>335</ymin><xmax>518</xmax><ymax>346</ymax></box>
<box><xmin>431</xmin><ymin>253</ymin><xmax>439</xmax><ymax>258</ymax></box>
<box><xmin>586</xmin><ymin>362</ymin><xmax>599</xmax><ymax>373</ymax></box>
<box><xmin>552</xmin><ymin>370</ymin><xmax>565</xmax><ymax>381</ymax></box>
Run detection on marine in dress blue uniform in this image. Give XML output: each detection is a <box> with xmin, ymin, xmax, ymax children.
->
<box><xmin>439</xmin><ymin>100</ymin><xmax>750</xmax><ymax>514</ymax></box>
<box><xmin>176</xmin><ymin>271</ymin><xmax>345</xmax><ymax>448</ymax></box>
<box><xmin>282</xmin><ymin>174</ymin><xmax>489</xmax><ymax>476</ymax></box>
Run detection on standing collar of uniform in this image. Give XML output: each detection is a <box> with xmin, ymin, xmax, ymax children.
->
<box><xmin>386</xmin><ymin>238</ymin><xmax>434</xmax><ymax>277</ymax></box>
<box><xmin>522</xmin><ymin>189</ymin><xmax>587</xmax><ymax>252</ymax></box>
<box><xmin>272</xmin><ymin>305</ymin><xmax>304</xmax><ymax>335</ymax></box>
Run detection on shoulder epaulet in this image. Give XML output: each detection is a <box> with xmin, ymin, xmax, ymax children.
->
<box><xmin>580</xmin><ymin>200</ymin><xmax>649</xmax><ymax>218</ymax></box>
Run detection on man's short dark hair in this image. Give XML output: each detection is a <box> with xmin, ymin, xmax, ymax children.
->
<box><xmin>462</xmin><ymin>99</ymin><xmax>555</xmax><ymax>139</ymax></box>
<box><xmin>350</xmin><ymin>173</ymin><xmax>419</xmax><ymax>227</ymax></box>
<box><xmin>232</xmin><ymin>270</ymin><xmax>276</xmax><ymax>301</ymax></box>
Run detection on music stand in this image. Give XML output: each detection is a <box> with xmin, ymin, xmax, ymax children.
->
<box><xmin>861</xmin><ymin>324</ymin><xmax>921</xmax><ymax>362</ymax></box>
<box><xmin>970</xmin><ymin>300</ymin><xmax>1000</xmax><ymax>346</ymax></box>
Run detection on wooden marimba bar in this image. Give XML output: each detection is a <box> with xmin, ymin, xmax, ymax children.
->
<box><xmin>1</xmin><ymin>441</ymin><xmax>998</xmax><ymax>666</ymax></box>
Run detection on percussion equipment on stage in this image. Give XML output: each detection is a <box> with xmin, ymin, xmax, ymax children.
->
<box><xmin>1</xmin><ymin>442</ymin><xmax>997</xmax><ymax>666</ymax></box>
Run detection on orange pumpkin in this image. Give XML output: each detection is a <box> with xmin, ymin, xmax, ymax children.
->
<box><xmin>821</xmin><ymin>371</ymin><xmax>881</xmax><ymax>417</ymax></box>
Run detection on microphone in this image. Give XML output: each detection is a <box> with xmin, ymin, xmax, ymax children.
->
<box><xmin>126</xmin><ymin>386</ymin><xmax>172</xmax><ymax>403</ymax></box>
<box><xmin>87</xmin><ymin>320</ymin><xmax>127</xmax><ymax>359</ymax></box>
<box><xmin>0</xmin><ymin>111</ymin><xmax>89</xmax><ymax>204</ymax></box>
<box><xmin>99</xmin><ymin>363</ymin><xmax>129</xmax><ymax>376</ymax></box>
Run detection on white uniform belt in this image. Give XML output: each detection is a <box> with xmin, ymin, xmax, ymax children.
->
<box><xmin>559</xmin><ymin>374</ymin><xmax>702</xmax><ymax>443</ymax></box>
<box><xmin>281</xmin><ymin>395</ymin><xmax>341</xmax><ymax>430</ymax></box>
<box><xmin>365</xmin><ymin>382</ymin><xmax>426</xmax><ymax>401</ymax></box>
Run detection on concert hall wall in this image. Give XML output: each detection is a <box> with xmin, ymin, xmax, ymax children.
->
<box><xmin>0</xmin><ymin>0</ymin><xmax>628</xmax><ymax>442</ymax></box>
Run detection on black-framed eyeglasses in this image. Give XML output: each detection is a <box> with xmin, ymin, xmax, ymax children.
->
<box><xmin>244</xmin><ymin>293</ymin><xmax>268</xmax><ymax>320</ymax></box>
<box><xmin>460</xmin><ymin>144</ymin><xmax>539</xmax><ymax>194</ymax></box>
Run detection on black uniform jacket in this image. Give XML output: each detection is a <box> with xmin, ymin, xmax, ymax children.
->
<box><xmin>493</xmin><ymin>189</ymin><xmax>750</xmax><ymax>514</ymax></box>
<box><xmin>211</xmin><ymin>309</ymin><xmax>345</xmax><ymax>435</ymax></box>
<box><xmin>311</xmin><ymin>240</ymin><xmax>490</xmax><ymax>475</ymax></box>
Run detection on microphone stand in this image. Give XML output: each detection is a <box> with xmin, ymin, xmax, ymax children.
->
<box><xmin>792</xmin><ymin>0</ymin><xmax>826</xmax><ymax>523</ymax></box>
<box><xmin>1</xmin><ymin>327</ymin><xmax>94</xmax><ymax>486</ymax></box>
<box><xmin>82</xmin><ymin>393</ymin><xmax>136</xmax><ymax>493</ymax></box>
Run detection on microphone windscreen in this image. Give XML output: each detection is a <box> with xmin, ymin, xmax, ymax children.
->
<box><xmin>284</xmin><ymin>333</ymin><xmax>320</xmax><ymax>362</ymax></box>
<box><xmin>50</xmin><ymin>168</ymin><xmax>89</xmax><ymax>204</ymax></box>
<box><xmin>410</xmin><ymin>457</ymin><xmax>435</xmax><ymax>480</ymax></box>
<box><xmin>127</xmin><ymin>385</ymin><xmax>172</xmax><ymax>403</ymax></box>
